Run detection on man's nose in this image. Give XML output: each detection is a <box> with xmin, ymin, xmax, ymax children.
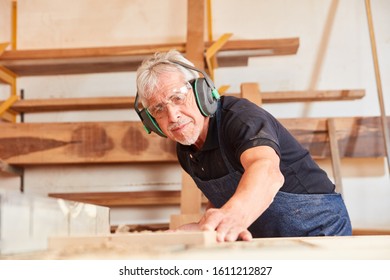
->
<box><xmin>166</xmin><ymin>103</ymin><xmax>180</xmax><ymax>120</ymax></box>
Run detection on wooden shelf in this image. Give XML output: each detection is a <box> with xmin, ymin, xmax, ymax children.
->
<box><xmin>0</xmin><ymin>38</ymin><xmax>299</xmax><ymax>76</ymax></box>
<box><xmin>7</xmin><ymin>89</ymin><xmax>365</xmax><ymax>113</ymax></box>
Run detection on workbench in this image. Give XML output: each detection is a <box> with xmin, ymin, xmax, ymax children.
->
<box><xmin>1</xmin><ymin>234</ymin><xmax>389</xmax><ymax>260</ymax></box>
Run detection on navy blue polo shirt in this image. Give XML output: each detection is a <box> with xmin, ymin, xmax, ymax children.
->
<box><xmin>177</xmin><ymin>96</ymin><xmax>335</xmax><ymax>194</ymax></box>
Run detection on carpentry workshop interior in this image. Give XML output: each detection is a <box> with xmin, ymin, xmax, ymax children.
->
<box><xmin>0</xmin><ymin>0</ymin><xmax>390</xmax><ymax>260</ymax></box>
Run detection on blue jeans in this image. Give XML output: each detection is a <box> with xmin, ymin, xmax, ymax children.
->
<box><xmin>248</xmin><ymin>191</ymin><xmax>352</xmax><ymax>237</ymax></box>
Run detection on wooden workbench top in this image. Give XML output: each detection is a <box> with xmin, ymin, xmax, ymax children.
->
<box><xmin>1</xmin><ymin>235</ymin><xmax>389</xmax><ymax>260</ymax></box>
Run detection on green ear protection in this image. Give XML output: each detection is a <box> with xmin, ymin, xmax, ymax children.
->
<box><xmin>135</xmin><ymin>60</ymin><xmax>220</xmax><ymax>137</ymax></box>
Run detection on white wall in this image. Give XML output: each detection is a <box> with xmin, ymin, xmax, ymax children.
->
<box><xmin>1</xmin><ymin>0</ymin><xmax>390</xmax><ymax>230</ymax></box>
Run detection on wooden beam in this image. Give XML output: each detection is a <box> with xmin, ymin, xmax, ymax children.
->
<box><xmin>180</xmin><ymin>172</ymin><xmax>203</xmax><ymax>214</ymax></box>
<box><xmin>365</xmin><ymin>0</ymin><xmax>390</xmax><ymax>175</ymax></box>
<box><xmin>186</xmin><ymin>0</ymin><xmax>205</xmax><ymax>68</ymax></box>
<box><xmin>241</xmin><ymin>83</ymin><xmax>262</xmax><ymax>106</ymax></box>
<box><xmin>0</xmin><ymin>116</ymin><xmax>388</xmax><ymax>166</ymax></box>
<box><xmin>0</xmin><ymin>38</ymin><xmax>299</xmax><ymax>76</ymax></box>
<box><xmin>10</xmin><ymin>96</ymin><xmax>134</xmax><ymax>112</ymax></box>
<box><xmin>0</xmin><ymin>94</ymin><xmax>18</xmax><ymax>115</ymax></box>
<box><xmin>49</xmin><ymin>190</ymin><xmax>208</xmax><ymax>208</ymax></box>
<box><xmin>48</xmin><ymin>231</ymin><xmax>217</xmax><ymax>251</ymax></box>
<box><xmin>8</xmin><ymin>89</ymin><xmax>365</xmax><ymax>113</ymax></box>
<box><xmin>352</xmin><ymin>228</ymin><xmax>390</xmax><ymax>235</ymax></box>
<box><xmin>205</xmin><ymin>33</ymin><xmax>233</xmax><ymax>79</ymax></box>
<box><xmin>0</xmin><ymin>121</ymin><xmax>177</xmax><ymax>165</ymax></box>
<box><xmin>182</xmin><ymin>0</ymin><xmax>205</xmax><ymax>231</ymax></box>
<box><xmin>49</xmin><ymin>190</ymin><xmax>205</xmax><ymax>207</ymax></box>
<box><xmin>258</xmin><ymin>89</ymin><xmax>365</xmax><ymax>103</ymax></box>
<box><xmin>327</xmin><ymin>118</ymin><xmax>343</xmax><ymax>194</ymax></box>
<box><xmin>11</xmin><ymin>0</ymin><xmax>17</xmax><ymax>50</ymax></box>
<box><xmin>0</xmin><ymin>65</ymin><xmax>17</xmax><ymax>84</ymax></box>
<box><xmin>0</xmin><ymin>109</ymin><xmax>17</xmax><ymax>122</ymax></box>
<box><xmin>280</xmin><ymin>116</ymin><xmax>388</xmax><ymax>159</ymax></box>
<box><xmin>0</xmin><ymin>42</ymin><xmax>9</xmax><ymax>55</ymax></box>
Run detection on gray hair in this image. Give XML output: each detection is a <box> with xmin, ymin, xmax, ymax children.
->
<box><xmin>136</xmin><ymin>49</ymin><xmax>199</xmax><ymax>106</ymax></box>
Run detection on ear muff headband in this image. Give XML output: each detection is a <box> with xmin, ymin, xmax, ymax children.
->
<box><xmin>168</xmin><ymin>60</ymin><xmax>216</xmax><ymax>90</ymax></box>
<box><xmin>168</xmin><ymin>59</ymin><xmax>220</xmax><ymax>116</ymax></box>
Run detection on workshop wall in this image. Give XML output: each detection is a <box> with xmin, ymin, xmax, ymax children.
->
<box><xmin>1</xmin><ymin>0</ymin><xmax>390</xmax><ymax>230</ymax></box>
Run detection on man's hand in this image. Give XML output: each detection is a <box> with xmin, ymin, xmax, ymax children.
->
<box><xmin>199</xmin><ymin>208</ymin><xmax>253</xmax><ymax>242</ymax></box>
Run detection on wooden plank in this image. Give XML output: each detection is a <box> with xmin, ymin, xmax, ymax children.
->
<box><xmin>0</xmin><ymin>38</ymin><xmax>299</xmax><ymax>76</ymax></box>
<box><xmin>0</xmin><ymin>39</ymin><xmax>299</xmax><ymax>61</ymax></box>
<box><xmin>180</xmin><ymin>172</ymin><xmax>203</xmax><ymax>214</ymax></box>
<box><xmin>365</xmin><ymin>0</ymin><xmax>390</xmax><ymax>175</ymax></box>
<box><xmin>352</xmin><ymin>228</ymin><xmax>390</xmax><ymax>235</ymax></box>
<box><xmin>0</xmin><ymin>42</ymin><xmax>9</xmax><ymax>55</ymax></box>
<box><xmin>327</xmin><ymin>118</ymin><xmax>343</xmax><ymax>194</ymax></box>
<box><xmin>48</xmin><ymin>191</ymin><xmax>180</xmax><ymax>207</ymax></box>
<box><xmin>182</xmin><ymin>0</ymin><xmax>205</xmax><ymax>228</ymax></box>
<box><xmin>1</xmin><ymin>116</ymin><xmax>388</xmax><ymax>166</ymax></box>
<box><xmin>186</xmin><ymin>0</ymin><xmax>205</xmax><ymax>68</ymax></box>
<box><xmin>48</xmin><ymin>190</ymin><xmax>206</xmax><ymax>207</ymax></box>
<box><xmin>0</xmin><ymin>95</ymin><xmax>18</xmax><ymax>115</ymax></box>
<box><xmin>0</xmin><ymin>110</ymin><xmax>17</xmax><ymax>122</ymax></box>
<box><xmin>6</xmin><ymin>235</ymin><xmax>390</xmax><ymax>259</ymax></box>
<box><xmin>205</xmin><ymin>33</ymin><xmax>233</xmax><ymax>79</ymax></box>
<box><xmin>216</xmin><ymin>37</ymin><xmax>300</xmax><ymax>67</ymax></box>
<box><xmin>0</xmin><ymin>65</ymin><xmax>17</xmax><ymax>84</ymax></box>
<box><xmin>280</xmin><ymin>116</ymin><xmax>388</xmax><ymax>159</ymax></box>
<box><xmin>48</xmin><ymin>231</ymin><xmax>217</xmax><ymax>251</ymax></box>
<box><xmin>0</xmin><ymin>121</ymin><xmax>177</xmax><ymax>165</ymax></box>
<box><xmin>259</xmin><ymin>89</ymin><xmax>365</xmax><ymax>102</ymax></box>
<box><xmin>7</xmin><ymin>89</ymin><xmax>365</xmax><ymax>113</ymax></box>
<box><xmin>10</xmin><ymin>96</ymin><xmax>133</xmax><ymax>112</ymax></box>
<box><xmin>241</xmin><ymin>83</ymin><xmax>262</xmax><ymax>106</ymax></box>
<box><xmin>11</xmin><ymin>0</ymin><xmax>17</xmax><ymax>50</ymax></box>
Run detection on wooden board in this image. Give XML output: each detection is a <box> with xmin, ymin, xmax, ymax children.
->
<box><xmin>48</xmin><ymin>190</ymin><xmax>182</xmax><ymax>207</ymax></box>
<box><xmin>186</xmin><ymin>0</ymin><xmax>205</xmax><ymax>68</ymax></box>
<box><xmin>5</xmin><ymin>89</ymin><xmax>365</xmax><ymax>113</ymax></box>
<box><xmin>48</xmin><ymin>231</ymin><xmax>217</xmax><ymax>250</ymax></box>
<box><xmin>0</xmin><ymin>117</ymin><xmax>386</xmax><ymax>164</ymax></box>
<box><xmin>280</xmin><ymin>116</ymin><xmax>388</xmax><ymax>158</ymax></box>
<box><xmin>0</xmin><ymin>116</ymin><xmax>388</xmax><ymax>166</ymax></box>
<box><xmin>0</xmin><ymin>121</ymin><xmax>177</xmax><ymax>165</ymax></box>
<box><xmin>0</xmin><ymin>38</ymin><xmax>299</xmax><ymax>76</ymax></box>
<box><xmin>3</xmin><ymin>235</ymin><xmax>390</xmax><ymax>260</ymax></box>
<box><xmin>48</xmin><ymin>190</ymin><xmax>208</xmax><ymax>207</ymax></box>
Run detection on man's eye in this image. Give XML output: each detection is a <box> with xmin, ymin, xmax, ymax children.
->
<box><xmin>171</xmin><ymin>94</ymin><xmax>185</xmax><ymax>103</ymax></box>
<box><xmin>154</xmin><ymin>106</ymin><xmax>164</xmax><ymax>113</ymax></box>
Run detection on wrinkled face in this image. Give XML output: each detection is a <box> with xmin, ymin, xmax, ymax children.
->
<box><xmin>145</xmin><ymin>72</ymin><xmax>209</xmax><ymax>148</ymax></box>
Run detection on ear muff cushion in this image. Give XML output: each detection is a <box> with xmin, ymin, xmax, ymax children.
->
<box><xmin>190</xmin><ymin>78</ymin><xmax>218</xmax><ymax>116</ymax></box>
<box><xmin>139</xmin><ymin>109</ymin><xmax>166</xmax><ymax>137</ymax></box>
